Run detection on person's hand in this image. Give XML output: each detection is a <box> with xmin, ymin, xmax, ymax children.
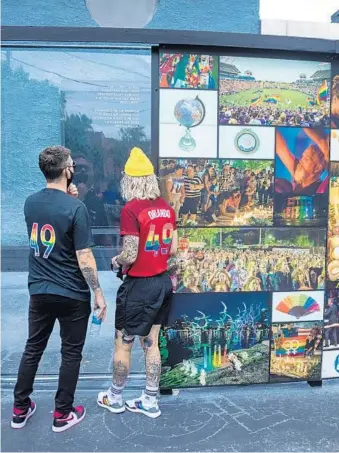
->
<box><xmin>93</xmin><ymin>289</ymin><xmax>107</xmax><ymax>321</ymax></box>
<box><xmin>77</xmin><ymin>182</ymin><xmax>88</xmax><ymax>200</ymax></box>
<box><xmin>67</xmin><ymin>183</ymin><xmax>78</xmax><ymax>198</ymax></box>
<box><xmin>111</xmin><ymin>256</ymin><xmax>120</xmax><ymax>271</ymax></box>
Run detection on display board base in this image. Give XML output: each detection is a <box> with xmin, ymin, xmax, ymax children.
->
<box><xmin>307</xmin><ymin>380</ymin><xmax>323</xmax><ymax>387</ymax></box>
<box><xmin>160</xmin><ymin>388</ymin><xmax>173</xmax><ymax>395</ymax></box>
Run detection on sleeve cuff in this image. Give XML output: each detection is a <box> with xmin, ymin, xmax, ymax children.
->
<box><xmin>120</xmin><ymin>231</ymin><xmax>140</xmax><ymax>237</ymax></box>
<box><xmin>75</xmin><ymin>242</ymin><xmax>95</xmax><ymax>251</ymax></box>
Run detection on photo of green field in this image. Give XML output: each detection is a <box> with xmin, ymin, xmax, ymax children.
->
<box><xmin>223</xmin><ymin>88</ymin><xmax>313</xmax><ymax>110</ymax></box>
<box><xmin>219</xmin><ymin>56</ymin><xmax>331</xmax><ymax>128</ymax></box>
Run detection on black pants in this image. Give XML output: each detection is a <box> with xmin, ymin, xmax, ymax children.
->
<box><xmin>325</xmin><ymin>326</ymin><xmax>338</xmax><ymax>347</ymax></box>
<box><xmin>258</xmin><ymin>188</ymin><xmax>269</xmax><ymax>204</ymax></box>
<box><xmin>14</xmin><ymin>294</ymin><xmax>91</xmax><ymax>414</ymax></box>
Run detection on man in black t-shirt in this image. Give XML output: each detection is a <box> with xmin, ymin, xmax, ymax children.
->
<box><xmin>11</xmin><ymin>146</ymin><xmax>107</xmax><ymax>433</ymax></box>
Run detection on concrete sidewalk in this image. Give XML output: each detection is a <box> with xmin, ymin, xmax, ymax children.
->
<box><xmin>2</xmin><ymin>380</ymin><xmax>339</xmax><ymax>452</ymax></box>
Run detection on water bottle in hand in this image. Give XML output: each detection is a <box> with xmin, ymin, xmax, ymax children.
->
<box><xmin>90</xmin><ymin>309</ymin><xmax>102</xmax><ymax>337</ymax></box>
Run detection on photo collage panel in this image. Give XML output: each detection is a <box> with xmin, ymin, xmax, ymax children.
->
<box><xmin>328</xmin><ymin>61</ymin><xmax>339</xmax><ymax>293</ymax></box>
<box><xmin>158</xmin><ymin>50</ymin><xmax>338</xmax><ymax>387</ymax></box>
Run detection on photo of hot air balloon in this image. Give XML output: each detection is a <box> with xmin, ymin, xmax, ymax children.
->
<box><xmin>272</xmin><ymin>291</ymin><xmax>324</xmax><ymax>322</ymax></box>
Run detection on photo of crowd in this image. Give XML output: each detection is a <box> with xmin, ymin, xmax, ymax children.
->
<box><xmin>159</xmin><ymin>53</ymin><xmax>218</xmax><ymax>89</ymax></box>
<box><xmin>159</xmin><ymin>158</ymin><xmax>274</xmax><ymax>227</ymax></box>
<box><xmin>270</xmin><ymin>322</ymin><xmax>323</xmax><ymax>382</ymax></box>
<box><xmin>274</xmin><ymin>127</ymin><xmax>329</xmax><ymax>227</ymax></box>
<box><xmin>175</xmin><ymin>228</ymin><xmax>326</xmax><ymax>294</ymax></box>
<box><xmin>331</xmin><ymin>67</ymin><xmax>339</xmax><ymax>128</ymax></box>
<box><xmin>219</xmin><ymin>56</ymin><xmax>331</xmax><ymax>128</ymax></box>
<box><xmin>327</xmin><ymin>163</ymin><xmax>339</xmax><ymax>287</ymax></box>
<box><xmin>323</xmin><ymin>291</ymin><xmax>339</xmax><ymax>350</ymax></box>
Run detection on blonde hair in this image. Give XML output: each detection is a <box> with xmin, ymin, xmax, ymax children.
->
<box><xmin>121</xmin><ymin>174</ymin><xmax>160</xmax><ymax>202</ymax></box>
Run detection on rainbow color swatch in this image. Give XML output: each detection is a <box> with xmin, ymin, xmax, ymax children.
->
<box><xmin>276</xmin><ymin>294</ymin><xmax>320</xmax><ymax>319</ymax></box>
<box><xmin>275</xmin><ymin>336</ymin><xmax>307</xmax><ymax>357</ymax></box>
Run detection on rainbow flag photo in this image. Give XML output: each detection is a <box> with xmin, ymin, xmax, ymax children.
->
<box><xmin>316</xmin><ymin>80</ymin><xmax>328</xmax><ymax>105</ymax></box>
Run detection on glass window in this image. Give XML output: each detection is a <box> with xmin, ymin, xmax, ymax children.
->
<box><xmin>1</xmin><ymin>46</ymin><xmax>151</xmax><ymax>376</ymax></box>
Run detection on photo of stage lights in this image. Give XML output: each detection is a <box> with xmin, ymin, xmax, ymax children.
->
<box><xmin>160</xmin><ymin>292</ymin><xmax>271</xmax><ymax>388</ymax></box>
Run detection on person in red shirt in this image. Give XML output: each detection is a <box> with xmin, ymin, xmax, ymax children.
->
<box><xmin>97</xmin><ymin>147</ymin><xmax>177</xmax><ymax>419</ymax></box>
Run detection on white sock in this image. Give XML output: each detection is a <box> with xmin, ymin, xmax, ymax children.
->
<box><xmin>108</xmin><ymin>384</ymin><xmax>123</xmax><ymax>403</ymax></box>
<box><xmin>143</xmin><ymin>386</ymin><xmax>158</xmax><ymax>405</ymax></box>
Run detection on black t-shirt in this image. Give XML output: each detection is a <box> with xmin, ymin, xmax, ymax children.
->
<box><xmin>25</xmin><ymin>188</ymin><xmax>95</xmax><ymax>301</ymax></box>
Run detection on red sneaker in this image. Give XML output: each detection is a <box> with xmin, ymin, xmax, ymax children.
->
<box><xmin>11</xmin><ymin>401</ymin><xmax>36</xmax><ymax>429</ymax></box>
<box><xmin>52</xmin><ymin>405</ymin><xmax>86</xmax><ymax>433</ymax></box>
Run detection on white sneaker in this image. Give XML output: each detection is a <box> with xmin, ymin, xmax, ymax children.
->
<box><xmin>97</xmin><ymin>391</ymin><xmax>125</xmax><ymax>414</ymax></box>
<box><xmin>125</xmin><ymin>392</ymin><xmax>161</xmax><ymax>419</ymax></box>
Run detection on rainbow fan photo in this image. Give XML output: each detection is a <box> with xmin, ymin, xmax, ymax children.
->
<box><xmin>272</xmin><ymin>291</ymin><xmax>324</xmax><ymax>322</ymax></box>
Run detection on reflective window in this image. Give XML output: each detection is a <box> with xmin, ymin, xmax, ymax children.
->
<box><xmin>1</xmin><ymin>47</ymin><xmax>151</xmax><ymax>376</ymax></box>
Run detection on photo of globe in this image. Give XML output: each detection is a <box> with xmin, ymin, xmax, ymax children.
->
<box><xmin>174</xmin><ymin>96</ymin><xmax>206</xmax><ymax>151</ymax></box>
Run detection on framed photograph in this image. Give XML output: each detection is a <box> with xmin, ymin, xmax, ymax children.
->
<box><xmin>322</xmin><ymin>351</ymin><xmax>339</xmax><ymax>379</ymax></box>
<box><xmin>330</xmin><ymin>130</ymin><xmax>339</xmax><ymax>161</ymax></box>
<box><xmin>159</xmin><ymin>89</ymin><xmax>218</xmax><ymax>158</ymax></box>
<box><xmin>270</xmin><ymin>321</ymin><xmax>323</xmax><ymax>382</ymax></box>
<box><xmin>219</xmin><ymin>126</ymin><xmax>275</xmax><ymax>160</ymax></box>
<box><xmin>159</xmin><ymin>158</ymin><xmax>274</xmax><ymax>227</ymax></box>
<box><xmin>323</xmin><ymin>290</ymin><xmax>339</xmax><ymax>351</ymax></box>
<box><xmin>219</xmin><ymin>56</ymin><xmax>331</xmax><ymax>128</ymax></box>
<box><xmin>331</xmin><ymin>65</ymin><xmax>339</xmax><ymax>129</ymax></box>
<box><xmin>272</xmin><ymin>291</ymin><xmax>324</xmax><ymax>323</ymax></box>
<box><xmin>274</xmin><ymin>127</ymin><xmax>329</xmax><ymax>227</ymax></box>
<box><xmin>175</xmin><ymin>228</ymin><xmax>326</xmax><ymax>294</ymax></box>
<box><xmin>159</xmin><ymin>53</ymin><xmax>218</xmax><ymax>89</ymax></box>
<box><xmin>160</xmin><ymin>292</ymin><xmax>271</xmax><ymax>389</ymax></box>
<box><xmin>327</xmin><ymin>163</ymin><xmax>339</xmax><ymax>288</ymax></box>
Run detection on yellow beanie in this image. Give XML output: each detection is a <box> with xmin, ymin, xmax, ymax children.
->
<box><xmin>124</xmin><ymin>147</ymin><xmax>154</xmax><ymax>177</ymax></box>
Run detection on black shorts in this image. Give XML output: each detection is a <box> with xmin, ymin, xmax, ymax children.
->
<box><xmin>181</xmin><ymin>197</ymin><xmax>199</xmax><ymax>215</ymax></box>
<box><xmin>115</xmin><ymin>272</ymin><xmax>173</xmax><ymax>337</ymax></box>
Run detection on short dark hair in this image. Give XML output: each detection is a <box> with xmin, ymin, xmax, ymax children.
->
<box><xmin>39</xmin><ymin>146</ymin><xmax>71</xmax><ymax>181</ymax></box>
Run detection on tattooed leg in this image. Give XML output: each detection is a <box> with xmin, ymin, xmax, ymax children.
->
<box><xmin>140</xmin><ymin>325</ymin><xmax>161</xmax><ymax>399</ymax></box>
<box><xmin>109</xmin><ymin>329</ymin><xmax>134</xmax><ymax>399</ymax></box>
<box><xmin>121</xmin><ymin>329</ymin><xmax>136</xmax><ymax>345</ymax></box>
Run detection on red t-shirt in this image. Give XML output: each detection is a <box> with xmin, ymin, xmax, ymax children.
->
<box><xmin>120</xmin><ymin>198</ymin><xmax>176</xmax><ymax>277</ymax></box>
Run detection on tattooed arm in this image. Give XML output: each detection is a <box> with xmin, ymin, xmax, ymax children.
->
<box><xmin>76</xmin><ymin>248</ymin><xmax>107</xmax><ymax>319</ymax></box>
<box><xmin>115</xmin><ymin>235</ymin><xmax>139</xmax><ymax>266</ymax></box>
